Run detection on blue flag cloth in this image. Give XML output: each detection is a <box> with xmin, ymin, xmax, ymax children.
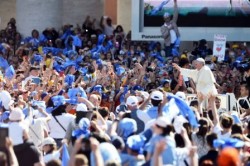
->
<box><xmin>97</xmin><ymin>34</ymin><xmax>106</xmax><ymax>45</ymax></box>
<box><xmin>116</xmin><ymin>66</ymin><xmax>125</xmax><ymax>76</ymax></box>
<box><xmin>39</xmin><ymin>34</ymin><xmax>47</xmax><ymax>43</ymax></box>
<box><xmin>68</xmin><ymin>87</ymin><xmax>87</xmax><ymax>99</ymax></box>
<box><xmin>51</xmin><ymin>96</ymin><xmax>66</xmax><ymax>107</ymax></box>
<box><xmin>91</xmin><ymin>85</ymin><xmax>103</xmax><ymax>94</ymax></box>
<box><xmin>62</xmin><ymin>144</ymin><xmax>70</xmax><ymax>166</ymax></box>
<box><xmin>64</xmin><ymin>98</ymin><xmax>78</xmax><ymax>105</ymax></box>
<box><xmin>5</xmin><ymin>65</ymin><xmax>15</xmax><ymax>79</ymax></box>
<box><xmin>150</xmin><ymin>0</ymin><xmax>170</xmax><ymax>15</ymax></box>
<box><xmin>0</xmin><ymin>56</ymin><xmax>9</xmax><ymax>70</ymax></box>
<box><xmin>213</xmin><ymin>138</ymin><xmax>244</xmax><ymax>149</ymax></box>
<box><xmin>73</xmin><ymin>35</ymin><xmax>82</xmax><ymax>47</ymax></box>
<box><xmin>120</xmin><ymin>86</ymin><xmax>129</xmax><ymax>103</ymax></box>
<box><xmin>79</xmin><ymin>67</ymin><xmax>88</xmax><ymax>76</ymax></box>
<box><xmin>64</xmin><ymin>74</ymin><xmax>75</xmax><ymax>87</ymax></box>
<box><xmin>33</xmin><ymin>54</ymin><xmax>43</xmax><ymax>63</ymax></box>
<box><xmin>61</xmin><ymin>61</ymin><xmax>76</xmax><ymax>70</ymax></box>
<box><xmin>167</xmin><ymin>94</ymin><xmax>199</xmax><ymax>128</ymax></box>
<box><xmin>42</xmin><ymin>47</ymin><xmax>62</xmax><ymax>56</ymax></box>
<box><xmin>126</xmin><ymin>135</ymin><xmax>146</xmax><ymax>154</ymax></box>
<box><xmin>72</xmin><ymin>118</ymin><xmax>90</xmax><ymax>138</ymax></box>
<box><xmin>0</xmin><ymin>44</ymin><xmax>6</xmax><ymax>54</ymax></box>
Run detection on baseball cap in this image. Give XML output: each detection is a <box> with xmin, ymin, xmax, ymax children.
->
<box><xmin>126</xmin><ymin>96</ymin><xmax>138</xmax><ymax>106</ymax></box>
<box><xmin>9</xmin><ymin>108</ymin><xmax>24</xmax><ymax>121</ymax></box>
<box><xmin>151</xmin><ymin>91</ymin><xmax>163</xmax><ymax>101</ymax></box>
<box><xmin>175</xmin><ymin>91</ymin><xmax>186</xmax><ymax>100</ymax></box>
<box><xmin>76</xmin><ymin>103</ymin><xmax>88</xmax><ymax>112</ymax></box>
<box><xmin>42</xmin><ymin>137</ymin><xmax>56</xmax><ymax>147</ymax></box>
<box><xmin>155</xmin><ymin>116</ymin><xmax>170</xmax><ymax>128</ymax></box>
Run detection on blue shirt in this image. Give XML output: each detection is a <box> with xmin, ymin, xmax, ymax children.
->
<box><xmin>146</xmin><ymin>135</ymin><xmax>176</xmax><ymax>165</ymax></box>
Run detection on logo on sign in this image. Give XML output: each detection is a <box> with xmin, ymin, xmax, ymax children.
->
<box><xmin>216</xmin><ymin>44</ymin><xmax>223</xmax><ymax>52</ymax></box>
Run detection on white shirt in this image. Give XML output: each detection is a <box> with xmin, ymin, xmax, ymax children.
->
<box><xmin>9</xmin><ymin>121</ymin><xmax>28</xmax><ymax>145</ymax></box>
<box><xmin>29</xmin><ymin>118</ymin><xmax>48</xmax><ymax>147</ymax></box>
<box><xmin>43</xmin><ymin>151</ymin><xmax>60</xmax><ymax>163</ymax></box>
<box><xmin>48</xmin><ymin>113</ymin><xmax>75</xmax><ymax>139</ymax></box>
<box><xmin>213</xmin><ymin>124</ymin><xmax>231</xmax><ymax>139</ymax></box>
<box><xmin>180</xmin><ymin>66</ymin><xmax>218</xmax><ymax>98</ymax></box>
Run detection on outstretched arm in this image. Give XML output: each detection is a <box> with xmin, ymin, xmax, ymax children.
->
<box><xmin>172</xmin><ymin>0</ymin><xmax>178</xmax><ymax>23</ymax></box>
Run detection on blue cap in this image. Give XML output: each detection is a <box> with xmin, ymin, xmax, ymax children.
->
<box><xmin>72</xmin><ymin>118</ymin><xmax>90</xmax><ymax>138</ymax></box>
<box><xmin>117</xmin><ymin>118</ymin><xmax>137</xmax><ymax>140</ymax></box>
<box><xmin>41</xmin><ymin>92</ymin><xmax>48</xmax><ymax>100</ymax></box>
<box><xmin>126</xmin><ymin>135</ymin><xmax>146</xmax><ymax>154</ymax></box>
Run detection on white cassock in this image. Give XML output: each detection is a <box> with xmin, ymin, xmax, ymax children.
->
<box><xmin>180</xmin><ymin>65</ymin><xmax>218</xmax><ymax>100</ymax></box>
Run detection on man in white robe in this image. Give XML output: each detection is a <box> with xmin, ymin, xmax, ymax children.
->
<box><xmin>173</xmin><ymin>58</ymin><xmax>218</xmax><ymax>115</ymax></box>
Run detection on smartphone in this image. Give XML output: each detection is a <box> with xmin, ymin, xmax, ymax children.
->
<box><xmin>0</xmin><ymin>125</ymin><xmax>8</xmax><ymax>148</ymax></box>
<box><xmin>32</xmin><ymin>77</ymin><xmax>41</xmax><ymax>85</ymax></box>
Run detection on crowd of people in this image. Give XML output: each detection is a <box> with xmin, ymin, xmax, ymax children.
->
<box><xmin>0</xmin><ymin>13</ymin><xmax>250</xmax><ymax>166</ymax></box>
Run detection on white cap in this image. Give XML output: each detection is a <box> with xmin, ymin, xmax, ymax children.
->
<box><xmin>175</xmin><ymin>91</ymin><xmax>186</xmax><ymax>100</ymax></box>
<box><xmin>151</xmin><ymin>91</ymin><xmax>163</xmax><ymax>101</ymax></box>
<box><xmin>76</xmin><ymin>103</ymin><xmax>88</xmax><ymax>112</ymax></box>
<box><xmin>9</xmin><ymin>108</ymin><xmax>24</xmax><ymax>121</ymax></box>
<box><xmin>196</xmin><ymin>58</ymin><xmax>205</xmax><ymax>63</ymax></box>
<box><xmin>126</xmin><ymin>96</ymin><xmax>138</xmax><ymax>106</ymax></box>
<box><xmin>155</xmin><ymin>116</ymin><xmax>170</xmax><ymax>128</ymax></box>
<box><xmin>42</xmin><ymin>137</ymin><xmax>56</xmax><ymax>147</ymax></box>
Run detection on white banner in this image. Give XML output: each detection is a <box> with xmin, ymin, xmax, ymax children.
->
<box><xmin>213</xmin><ymin>34</ymin><xmax>227</xmax><ymax>62</ymax></box>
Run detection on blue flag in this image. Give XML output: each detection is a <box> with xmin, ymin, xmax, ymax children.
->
<box><xmin>5</xmin><ymin>65</ymin><xmax>15</xmax><ymax>79</ymax></box>
<box><xmin>0</xmin><ymin>57</ymin><xmax>9</xmax><ymax>70</ymax></box>
<box><xmin>150</xmin><ymin>0</ymin><xmax>170</xmax><ymax>15</ymax></box>
<box><xmin>167</xmin><ymin>94</ymin><xmax>199</xmax><ymax>128</ymax></box>
<box><xmin>62</xmin><ymin>144</ymin><xmax>70</xmax><ymax>166</ymax></box>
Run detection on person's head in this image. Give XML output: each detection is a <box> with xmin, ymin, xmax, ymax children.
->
<box><xmin>107</xmin><ymin>17</ymin><xmax>112</xmax><ymax>26</ymax></box>
<box><xmin>215</xmin><ymin>97</ymin><xmax>221</xmax><ymax>109</ymax></box>
<box><xmin>0</xmin><ymin>151</ymin><xmax>7</xmax><ymax>166</ymax></box>
<box><xmin>29</xmin><ymin>66</ymin><xmax>40</xmax><ymax>77</ymax></box>
<box><xmin>197</xmin><ymin>118</ymin><xmax>209</xmax><ymax>138</ymax></box>
<box><xmin>220</xmin><ymin>114</ymin><xmax>233</xmax><ymax>130</ymax></box>
<box><xmin>75</xmin><ymin>103</ymin><xmax>90</xmax><ymax>123</ymax></box>
<box><xmin>98</xmin><ymin>107</ymin><xmax>109</xmax><ymax>120</ymax></box>
<box><xmin>42</xmin><ymin>137</ymin><xmax>57</xmax><ymax>154</ymax></box>
<box><xmin>240</xmin><ymin>84</ymin><xmax>249</xmax><ymax>97</ymax></box>
<box><xmin>126</xmin><ymin>96</ymin><xmax>139</xmax><ymax>111</ymax></box>
<box><xmin>115</xmin><ymin>25</ymin><xmax>124</xmax><ymax>33</ymax></box>
<box><xmin>206</xmin><ymin>133</ymin><xmax>218</xmax><ymax>148</ymax></box>
<box><xmin>9</xmin><ymin>107</ymin><xmax>24</xmax><ymax>122</ymax></box>
<box><xmin>217</xmin><ymin>147</ymin><xmax>241</xmax><ymax>166</ymax></box>
<box><xmin>31</xmin><ymin>29</ymin><xmax>39</xmax><ymax>38</ymax></box>
<box><xmin>111</xmin><ymin>136</ymin><xmax>125</xmax><ymax>151</ymax></box>
<box><xmin>89</xmin><ymin>94</ymin><xmax>102</xmax><ymax>106</ymax></box>
<box><xmin>231</xmin><ymin>124</ymin><xmax>243</xmax><ymax>135</ymax></box>
<box><xmin>163</xmin><ymin>12</ymin><xmax>171</xmax><ymax>23</ymax></box>
<box><xmin>74</xmin><ymin>154</ymin><xmax>89</xmax><ymax>166</ymax></box>
<box><xmin>46</xmin><ymin>159</ymin><xmax>62</xmax><ymax>166</ymax></box>
<box><xmin>126</xmin><ymin>135</ymin><xmax>145</xmax><ymax>156</ymax></box>
<box><xmin>150</xmin><ymin>91</ymin><xmax>163</xmax><ymax>107</ymax></box>
<box><xmin>153</xmin><ymin>116</ymin><xmax>172</xmax><ymax>136</ymax></box>
<box><xmin>194</xmin><ymin>58</ymin><xmax>205</xmax><ymax>70</ymax></box>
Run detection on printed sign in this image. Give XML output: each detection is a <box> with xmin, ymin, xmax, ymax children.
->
<box><xmin>213</xmin><ymin>34</ymin><xmax>226</xmax><ymax>62</ymax></box>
